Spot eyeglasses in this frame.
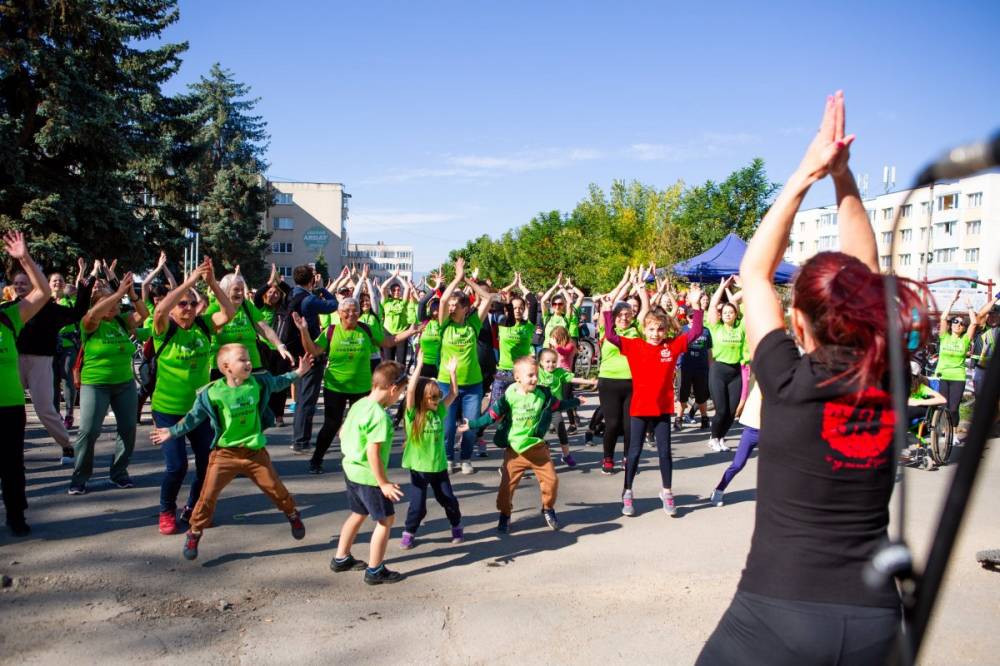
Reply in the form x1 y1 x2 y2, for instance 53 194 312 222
176 300 196 308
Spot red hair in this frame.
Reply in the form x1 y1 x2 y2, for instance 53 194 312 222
792 252 930 390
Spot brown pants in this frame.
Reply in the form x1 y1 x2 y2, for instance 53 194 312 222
497 443 558 515
189 447 296 532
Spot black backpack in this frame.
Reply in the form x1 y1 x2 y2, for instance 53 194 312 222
138 318 213 395
280 289 311 357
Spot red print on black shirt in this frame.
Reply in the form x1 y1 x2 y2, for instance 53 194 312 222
821 386 894 470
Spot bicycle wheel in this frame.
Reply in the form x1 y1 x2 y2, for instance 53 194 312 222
929 407 953 465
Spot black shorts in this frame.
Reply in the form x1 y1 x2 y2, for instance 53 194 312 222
680 367 710 404
345 479 395 521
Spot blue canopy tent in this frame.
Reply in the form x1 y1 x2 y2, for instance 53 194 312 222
672 233 798 284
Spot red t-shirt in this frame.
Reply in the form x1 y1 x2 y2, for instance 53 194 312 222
616 335 689 416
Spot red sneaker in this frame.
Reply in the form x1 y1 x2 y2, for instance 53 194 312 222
159 510 178 535
288 510 305 540
601 457 614 475
183 530 201 560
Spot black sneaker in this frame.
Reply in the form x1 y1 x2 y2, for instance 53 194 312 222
180 505 193 523
182 530 201 560
542 509 561 531
67 483 87 495
497 514 510 534
673 418 683 432
110 476 135 489
700 416 710 430
566 423 578 434
287 510 305 540
584 432 594 446
364 565 404 585
308 464 324 475
7 519 30 537
330 554 367 573
289 443 308 454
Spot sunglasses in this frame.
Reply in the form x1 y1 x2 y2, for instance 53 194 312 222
951 319 966 325
176 300 196 308
552 302 565 306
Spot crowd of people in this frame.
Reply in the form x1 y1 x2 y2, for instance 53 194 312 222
2 91 999 664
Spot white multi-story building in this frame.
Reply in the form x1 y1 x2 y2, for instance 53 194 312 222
262 181 350 279
345 241 414 281
785 172 1000 307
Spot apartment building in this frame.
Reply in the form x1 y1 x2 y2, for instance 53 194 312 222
785 171 999 306
345 241 414 281
263 181 349 279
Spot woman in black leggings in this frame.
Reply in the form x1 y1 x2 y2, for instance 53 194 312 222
706 278 747 452
596 269 640 475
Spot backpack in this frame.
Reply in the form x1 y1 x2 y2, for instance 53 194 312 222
280 289 312 356
72 315 131 390
240 300 274 367
137 317 213 395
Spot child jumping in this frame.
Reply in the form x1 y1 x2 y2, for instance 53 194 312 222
603 280 704 517
461 356 580 533
330 360 408 585
537 348 596 468
150 343 313 560
400 351 463 549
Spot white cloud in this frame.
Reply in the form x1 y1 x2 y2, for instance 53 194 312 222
350 209 464 230
447 147 603 173
628 132 761 162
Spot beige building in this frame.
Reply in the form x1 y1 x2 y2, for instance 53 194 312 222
345 241 414 281
263 181 349 279
785 171 1000 306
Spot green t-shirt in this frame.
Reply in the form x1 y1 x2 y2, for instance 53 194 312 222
319 311 340 330
539 367 572 398
936 332 971 381
260 304 279 350
207 300 265 368
340 397 393 486
438 312 483 385
406 301 418 327
206 379 266 449
598 324 639 379
360 312 385 358
0 305 25 407
419 319 442 366
402 403 448 472
315 324 378 394
504 384 549 454
151 315 215 416
57 296 78 348
81 318 134 385
707 320 747 365
909 383 936 401
544 309 579 345
382 297 408 334
497 322 534 370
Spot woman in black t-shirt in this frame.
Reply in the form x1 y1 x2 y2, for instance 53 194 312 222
697 92 930 666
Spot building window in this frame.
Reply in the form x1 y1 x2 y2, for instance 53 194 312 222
921 201 931 215
941 221 956 235
919 226 927 240
966 220 981 235
900 204 912 218
880 232 893 245
278 265 292 278
275 193 293 205
936 193 959 211
899 254 911 266
798 220 805 233
900 229 912 242
879 255 891 270
272 242 293 254
882 207 894 220
965 248 980 263
273 217 294 230
967 192 983 208
935 247 957 263
798 241 804 253
867 210 876 224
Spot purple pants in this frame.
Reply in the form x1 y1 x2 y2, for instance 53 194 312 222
715 427 759 492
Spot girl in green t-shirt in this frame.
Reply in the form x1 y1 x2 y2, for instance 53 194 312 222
935 291 978 439
150 257 235 537
399 352 462 550
706 277 747 452
69 273 150 495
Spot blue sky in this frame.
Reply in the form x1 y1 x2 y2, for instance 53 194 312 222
160 1 1000 271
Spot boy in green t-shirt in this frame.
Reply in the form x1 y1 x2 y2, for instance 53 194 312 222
461 356 581 533
151 344 313 561
331 360 408 585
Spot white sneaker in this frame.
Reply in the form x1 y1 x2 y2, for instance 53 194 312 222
461 461 475 475
449 460 459 473
710 489 724 507
717 438 730 452
707 438 721 452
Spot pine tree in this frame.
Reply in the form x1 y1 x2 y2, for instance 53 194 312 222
0 0 191 273
185 64 272 285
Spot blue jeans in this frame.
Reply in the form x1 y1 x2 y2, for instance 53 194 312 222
404 470 462 534
439 382 482 462
153 410 214 513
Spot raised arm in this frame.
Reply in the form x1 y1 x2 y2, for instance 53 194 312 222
602 309 623 349
741 91 854 357
467 277 494 322
708 279 729 326
417 289 434 322
443 357 459 408
438 257 465 325
539 272 562 317
684 285 705 343
291 311 322 358
154 265 204 335
126 275 149 327
634 276 650 326
203 259 235 331
4 232 51 323
965 297 979 341
406 348 424 410
939 291 959 338
830 99 878 273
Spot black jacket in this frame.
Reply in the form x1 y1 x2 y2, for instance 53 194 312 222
16 279 94 356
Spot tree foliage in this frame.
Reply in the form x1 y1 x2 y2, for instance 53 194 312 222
449 159 778 293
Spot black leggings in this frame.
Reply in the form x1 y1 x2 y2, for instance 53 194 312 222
384 340 408 368
312 388 368 466
626 415 672 490
598 377 632 460
709 361 742 440
0 406 27 525
938 378 964 433
697 590 899 666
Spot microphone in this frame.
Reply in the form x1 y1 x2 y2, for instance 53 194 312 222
915 131 1000 186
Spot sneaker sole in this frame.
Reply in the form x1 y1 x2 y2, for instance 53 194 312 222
364 574 404 585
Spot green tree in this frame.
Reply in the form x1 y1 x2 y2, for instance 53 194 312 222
0 0 191 273
185 64 272 285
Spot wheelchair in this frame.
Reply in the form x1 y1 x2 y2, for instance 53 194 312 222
906 404 954 470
